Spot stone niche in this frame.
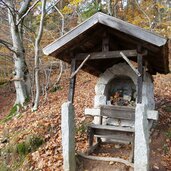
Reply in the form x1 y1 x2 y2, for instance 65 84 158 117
93 63 155 127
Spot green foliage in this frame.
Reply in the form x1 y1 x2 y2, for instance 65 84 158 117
0 135 44 170
165 129 171 139
80 2 100 20
50 85 62 92
163 106 171 112
15 135 44 156
76 121 88 134
3 104 20 122
16 142 30 156
29 135 44 151
163 144 169 155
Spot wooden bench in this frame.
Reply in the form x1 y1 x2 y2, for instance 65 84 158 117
87 105 135 148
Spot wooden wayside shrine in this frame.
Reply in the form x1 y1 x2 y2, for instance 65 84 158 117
43 12 169 171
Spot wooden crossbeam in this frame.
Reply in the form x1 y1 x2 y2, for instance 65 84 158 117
76 50 137 60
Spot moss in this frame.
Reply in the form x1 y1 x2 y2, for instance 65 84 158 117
50 85 62 92
16 142 30 156
0 135 44 170
29 135 44 151
163 106 171 112
3 104 20 122
163 144 169 155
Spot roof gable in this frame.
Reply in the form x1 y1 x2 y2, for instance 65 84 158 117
43 12 169 75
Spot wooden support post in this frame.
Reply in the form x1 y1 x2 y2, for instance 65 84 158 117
137 46 143 104
68 57 76 103
102 32 109 52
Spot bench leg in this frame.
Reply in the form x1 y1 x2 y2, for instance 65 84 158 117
87 127 94 147
129 137 134 163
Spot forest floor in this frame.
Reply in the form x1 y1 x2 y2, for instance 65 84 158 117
0 68 171 171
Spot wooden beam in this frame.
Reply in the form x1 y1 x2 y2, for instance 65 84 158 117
137 46 143 104
120 51 140 76
70 54 90 78
76 50 137 60
102 32 109 52
68 57 76 103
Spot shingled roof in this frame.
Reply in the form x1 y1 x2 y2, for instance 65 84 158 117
43 12 169 75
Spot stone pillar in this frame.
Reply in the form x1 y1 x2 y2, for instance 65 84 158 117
134 104 149 171
61 102 76 171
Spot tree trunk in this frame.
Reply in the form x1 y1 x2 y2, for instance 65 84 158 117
7 2 31 106
32 0 46 111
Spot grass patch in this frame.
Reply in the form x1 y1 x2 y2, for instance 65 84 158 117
16 142 30 156
50 85 62 92
2 104 20 122
163 105 171 112
76 121 88 134
0 135 44 170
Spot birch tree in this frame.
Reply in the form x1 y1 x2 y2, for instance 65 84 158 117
0 0 40 106
32 0 47 111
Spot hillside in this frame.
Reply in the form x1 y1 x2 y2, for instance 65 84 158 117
0 68 171 170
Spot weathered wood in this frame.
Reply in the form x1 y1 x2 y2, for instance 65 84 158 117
94 133 133 143
70 54 90 78
68 57 76 103
102 33 109 52
87 127 94 147
76 50 137 60
100 105 135 120
137 47 143 103
89 124 135 132
86 142 100 155
43 12 167 56
85 107 158 121
97 12 166 47
77 152 134 168
120 51 140 76
43 12 169 75
43 15 99 55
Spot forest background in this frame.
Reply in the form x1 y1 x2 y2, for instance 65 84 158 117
0 0 171 170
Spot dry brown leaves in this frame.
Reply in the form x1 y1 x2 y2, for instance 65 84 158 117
0 68 171 170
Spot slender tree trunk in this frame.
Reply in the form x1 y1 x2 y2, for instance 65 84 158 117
32 0 46 111
107 0 112 15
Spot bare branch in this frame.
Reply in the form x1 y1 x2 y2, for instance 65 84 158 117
45 0 60 15
0 0 15 17
18 0 31 16
16 0 40 26
0 53 13 59
135 0 152 30
0 39 17 55
53 2 64 35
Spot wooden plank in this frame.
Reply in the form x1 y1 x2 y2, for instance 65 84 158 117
100 105 135 120
95 134 133 143
43 14 99 55
86 143 100 155
76 50 137 60
97 12 167 47
68 57 76 103
137 47 143 104
70 54 90 78
89 124 135 132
